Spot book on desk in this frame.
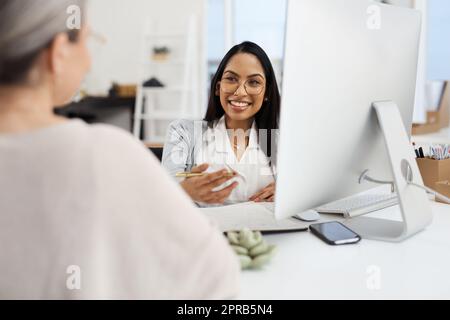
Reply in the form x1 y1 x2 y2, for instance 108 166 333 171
199 202 309 233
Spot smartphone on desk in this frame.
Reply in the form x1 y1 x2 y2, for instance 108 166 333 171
309 221 361 245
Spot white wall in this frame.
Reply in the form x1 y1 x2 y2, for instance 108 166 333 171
428 0 450 80
83 0 206 110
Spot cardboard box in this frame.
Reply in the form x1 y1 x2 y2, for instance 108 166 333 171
412 112 441 135
435 181 450 204
416 158 450 189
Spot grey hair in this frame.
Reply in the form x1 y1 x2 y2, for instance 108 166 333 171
0 0 86 84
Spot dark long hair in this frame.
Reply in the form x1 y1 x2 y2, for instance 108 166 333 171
204 41 281 160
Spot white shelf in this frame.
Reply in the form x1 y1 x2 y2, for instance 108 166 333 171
143 136 167 145
134 15 201 143
142 60 186 66
137 112 192 120
141 87 185 93
145 33 185 38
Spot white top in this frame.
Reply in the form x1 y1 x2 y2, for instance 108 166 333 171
0 120 240 299
196 117 275 205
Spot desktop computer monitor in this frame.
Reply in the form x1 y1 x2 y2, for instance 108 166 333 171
275 0 432 240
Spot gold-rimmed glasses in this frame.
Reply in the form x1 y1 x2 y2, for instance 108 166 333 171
220 76 265 96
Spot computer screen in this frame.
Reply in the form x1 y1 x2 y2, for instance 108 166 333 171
275 0 421 220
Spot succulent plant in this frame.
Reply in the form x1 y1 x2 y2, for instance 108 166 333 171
227 229 276 270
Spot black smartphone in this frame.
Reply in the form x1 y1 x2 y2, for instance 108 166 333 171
309 221 361 245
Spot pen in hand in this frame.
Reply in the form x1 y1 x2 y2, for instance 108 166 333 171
176 172 235 178
177 164 239 179
178 164 239 204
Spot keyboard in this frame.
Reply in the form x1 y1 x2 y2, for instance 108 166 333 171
315 193 398 218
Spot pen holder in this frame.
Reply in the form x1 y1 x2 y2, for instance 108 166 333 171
416 158 450 190
435 181 450 204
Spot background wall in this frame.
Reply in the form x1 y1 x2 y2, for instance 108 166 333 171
82 0 449 130
428 0 450 80
83 0 207 110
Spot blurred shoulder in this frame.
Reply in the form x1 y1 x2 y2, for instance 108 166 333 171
88 123 140 144
85 123 154 161
166 119 209 143
168 119 207 133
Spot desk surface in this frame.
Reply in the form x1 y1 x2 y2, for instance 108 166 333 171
239 201 450 299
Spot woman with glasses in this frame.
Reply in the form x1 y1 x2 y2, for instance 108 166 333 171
163 42 281 206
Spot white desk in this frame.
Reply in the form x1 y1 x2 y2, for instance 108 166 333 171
239 201 450 299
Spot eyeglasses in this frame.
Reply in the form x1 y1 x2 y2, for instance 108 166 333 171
220 76 265 96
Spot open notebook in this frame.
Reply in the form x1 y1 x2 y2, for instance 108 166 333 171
199 202 309 233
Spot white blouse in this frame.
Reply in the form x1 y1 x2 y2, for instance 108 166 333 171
195 117 275 206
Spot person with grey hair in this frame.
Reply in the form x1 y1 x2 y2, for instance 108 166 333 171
0 0 239 299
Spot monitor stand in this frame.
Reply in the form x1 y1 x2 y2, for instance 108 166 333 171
344 101 433 242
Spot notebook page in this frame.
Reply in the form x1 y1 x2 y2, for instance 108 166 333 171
200 202 308 232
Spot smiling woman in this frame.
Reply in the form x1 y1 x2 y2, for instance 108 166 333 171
206 41 280 153
162 41 281 207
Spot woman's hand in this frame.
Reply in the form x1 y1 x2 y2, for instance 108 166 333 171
249 182 276 203
180 164 238 204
